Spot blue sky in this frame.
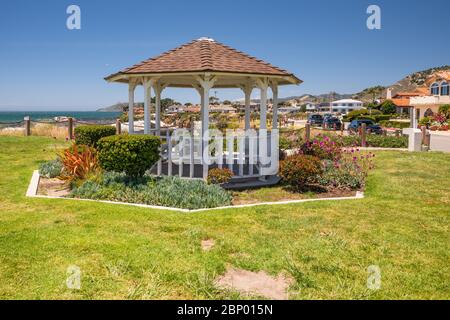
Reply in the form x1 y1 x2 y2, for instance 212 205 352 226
0 0 449 110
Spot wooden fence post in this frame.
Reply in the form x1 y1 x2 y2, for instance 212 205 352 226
421 126 427 145
68 117 73 140
382 129 387 136
305 123 311 142
341 122 344 135
24 116 31 136
395 130 400 137
361 123 367 147
116 119 122 135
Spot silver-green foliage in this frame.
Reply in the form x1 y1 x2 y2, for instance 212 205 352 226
69 172 232 210
39 159 63 178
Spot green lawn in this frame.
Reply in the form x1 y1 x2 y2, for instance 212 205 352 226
0 136 449 299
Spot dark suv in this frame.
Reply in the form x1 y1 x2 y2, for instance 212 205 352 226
348 119 383 135
323 117 342 130
307 114 324 126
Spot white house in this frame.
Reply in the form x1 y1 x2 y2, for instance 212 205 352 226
329 99 363 114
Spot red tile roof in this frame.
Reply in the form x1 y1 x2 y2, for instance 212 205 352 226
106 38 300 82
391 98 411 107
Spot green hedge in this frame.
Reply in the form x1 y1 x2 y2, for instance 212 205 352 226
97 135 161 177
74 125 116 147
379 120 410 129
343 109 382 122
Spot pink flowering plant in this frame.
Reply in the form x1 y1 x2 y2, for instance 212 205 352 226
300 134 342 160
284 134 377 191
317 148 375 189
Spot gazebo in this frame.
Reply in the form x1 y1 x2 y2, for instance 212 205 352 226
105 37 301 183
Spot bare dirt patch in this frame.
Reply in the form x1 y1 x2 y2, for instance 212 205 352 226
215 267 292 300
37 178 70 197
201 239 215 251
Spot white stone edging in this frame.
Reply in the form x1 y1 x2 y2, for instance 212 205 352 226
26 170 364 213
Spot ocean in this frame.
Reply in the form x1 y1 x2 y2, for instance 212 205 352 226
0 111 122 123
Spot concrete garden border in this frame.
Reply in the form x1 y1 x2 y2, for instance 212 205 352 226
26 170 365 213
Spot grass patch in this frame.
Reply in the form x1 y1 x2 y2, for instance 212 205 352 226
0 136 449 299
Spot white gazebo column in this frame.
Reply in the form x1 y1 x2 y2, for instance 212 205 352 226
153 82 166 137
242 83 253 130
196 75 216 180
128 81 136 134
257 78 269 130
143 78 152 134
271 81 279 129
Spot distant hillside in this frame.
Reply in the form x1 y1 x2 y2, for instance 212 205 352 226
353 65 450 102
97 103 127 112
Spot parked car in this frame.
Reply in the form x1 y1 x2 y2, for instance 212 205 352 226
307 114 324 126
348 119 383 135
323 117 342 130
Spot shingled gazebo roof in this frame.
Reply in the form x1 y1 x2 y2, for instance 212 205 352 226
105 38 301 88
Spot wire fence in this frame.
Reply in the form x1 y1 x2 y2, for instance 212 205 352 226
0 116 118 138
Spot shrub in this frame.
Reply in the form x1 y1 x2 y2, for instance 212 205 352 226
59 144 100 183
39 159 63 178
379 120 410 129
318 134 407 148
74 125 116 147
438 104 450 118
318 149 375 189
207 168 233 184
418 117 433 127
97 135 161 177
300 135 342 160
366 135 408 148
279 154 323 190
379 100 397 114
374 114 392 122
279 136 294 150
344 109 382 122
70 172 232 210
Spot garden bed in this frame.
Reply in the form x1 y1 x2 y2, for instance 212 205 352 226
31 170 363 212
34 125 373 211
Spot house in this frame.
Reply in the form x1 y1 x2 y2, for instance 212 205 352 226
278 106 302 114
322 99 363 114
303 101 318 112
166 104 185 113
409 71 450 123
210 104 237 114
386 89 423 114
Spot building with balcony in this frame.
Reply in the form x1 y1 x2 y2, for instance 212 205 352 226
409 71 450 125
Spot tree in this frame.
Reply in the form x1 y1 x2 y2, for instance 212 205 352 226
223 100 232 105
185 102 192 106
438 104 450 118
300 104 307 113
379 100 397 114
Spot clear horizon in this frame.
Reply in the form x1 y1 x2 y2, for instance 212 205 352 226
1 0 449 110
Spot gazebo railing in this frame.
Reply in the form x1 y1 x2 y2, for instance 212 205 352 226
155 128 279 179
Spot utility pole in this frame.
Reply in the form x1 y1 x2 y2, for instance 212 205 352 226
329 92 334 113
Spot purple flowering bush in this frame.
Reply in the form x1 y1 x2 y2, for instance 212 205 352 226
281 133 376 190
317 148 375 189
300 134 342 160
